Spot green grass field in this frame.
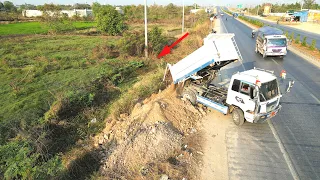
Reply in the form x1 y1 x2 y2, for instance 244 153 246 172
0 21 96 35
0 35 150 179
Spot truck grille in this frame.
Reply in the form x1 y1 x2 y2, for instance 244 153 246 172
272 49 281 52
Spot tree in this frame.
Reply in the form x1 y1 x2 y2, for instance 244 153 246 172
73 3 91 9
0 2 4 10
148 26 168 54
3 1 16 11
93 3 127 35
303 0 316 9
19 3 36 10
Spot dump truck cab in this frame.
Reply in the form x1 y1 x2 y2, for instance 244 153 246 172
227 68 282 124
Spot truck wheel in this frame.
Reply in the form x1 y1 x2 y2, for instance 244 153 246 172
279 55 284 59
232 108 245 126
182 90 197 105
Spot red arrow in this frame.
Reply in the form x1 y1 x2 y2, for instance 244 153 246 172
158 32 189 58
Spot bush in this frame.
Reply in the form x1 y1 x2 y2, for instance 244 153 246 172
290 32 294 40
118 30 145 56
295 34 300 44
302 36 307 46
238 16 263 27
118 27 169 57
0 140 64 180
93 3 127 35
148 26 169 55
285 31 289 38
310 39 316 50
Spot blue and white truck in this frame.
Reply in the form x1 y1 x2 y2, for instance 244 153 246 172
165 33 294 125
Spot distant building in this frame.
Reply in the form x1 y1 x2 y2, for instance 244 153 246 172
22 7 123 18
263 3 272 16
307 9 320 22
22 9 93 18
22 10 43 17
115 7 123 14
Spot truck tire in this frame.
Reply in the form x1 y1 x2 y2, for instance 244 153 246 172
232 108 245 126
182 89 197 105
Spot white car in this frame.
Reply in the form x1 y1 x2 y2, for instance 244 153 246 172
221 13 224 16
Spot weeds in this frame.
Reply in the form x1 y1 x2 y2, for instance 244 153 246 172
295 34 300 44
290 32 294 40
302 36 307 46
310 39 316 50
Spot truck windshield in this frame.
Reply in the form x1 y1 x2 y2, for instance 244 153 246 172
259 79 279 102
267 38 286 47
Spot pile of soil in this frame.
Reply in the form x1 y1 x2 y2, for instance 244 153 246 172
95 84 207 179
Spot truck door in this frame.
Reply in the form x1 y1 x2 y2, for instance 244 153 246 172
229 79 256 122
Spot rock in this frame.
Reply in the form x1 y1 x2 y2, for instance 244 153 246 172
98 136 104 145
140 166 149 176
120 113 129 119
104 134 109 140
90 117 97 123
196 151 204 155
160 174 169 180
190 128 197 134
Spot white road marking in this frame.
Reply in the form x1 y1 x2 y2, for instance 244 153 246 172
267 120 300 180
272 58 280 65
310 93 320 103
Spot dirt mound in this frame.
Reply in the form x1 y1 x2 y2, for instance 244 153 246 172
102 122 183 178
96 84 206 179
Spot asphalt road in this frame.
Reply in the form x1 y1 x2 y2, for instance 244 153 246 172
243 15 320 50
217 7 320 180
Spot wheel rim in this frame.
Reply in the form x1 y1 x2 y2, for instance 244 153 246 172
233 112 240 124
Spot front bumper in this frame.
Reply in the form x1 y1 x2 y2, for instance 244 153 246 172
265 51 287 56
253 105 282 123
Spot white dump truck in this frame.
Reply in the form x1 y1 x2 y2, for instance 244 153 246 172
165 33 294 125
255 26 288 58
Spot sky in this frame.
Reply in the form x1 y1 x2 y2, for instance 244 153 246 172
8 0 320 7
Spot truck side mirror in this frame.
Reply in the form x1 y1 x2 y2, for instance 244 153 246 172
286 80 295 93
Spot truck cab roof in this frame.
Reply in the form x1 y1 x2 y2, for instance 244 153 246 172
258 26 283 36
233 68 277 84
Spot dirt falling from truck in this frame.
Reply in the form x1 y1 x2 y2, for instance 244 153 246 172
95 84 209 179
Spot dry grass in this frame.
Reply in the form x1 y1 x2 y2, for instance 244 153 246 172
266 16 280 21
109 66 166 119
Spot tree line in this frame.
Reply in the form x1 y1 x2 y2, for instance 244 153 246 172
0 1 92 12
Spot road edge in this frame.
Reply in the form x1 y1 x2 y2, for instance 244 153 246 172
233 17 320 68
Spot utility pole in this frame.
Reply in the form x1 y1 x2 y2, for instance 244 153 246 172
144 0 148 58
256 5 260 16
300 1 303 10
182 0 184 33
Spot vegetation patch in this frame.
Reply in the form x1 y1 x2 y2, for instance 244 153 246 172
0 21 96 35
